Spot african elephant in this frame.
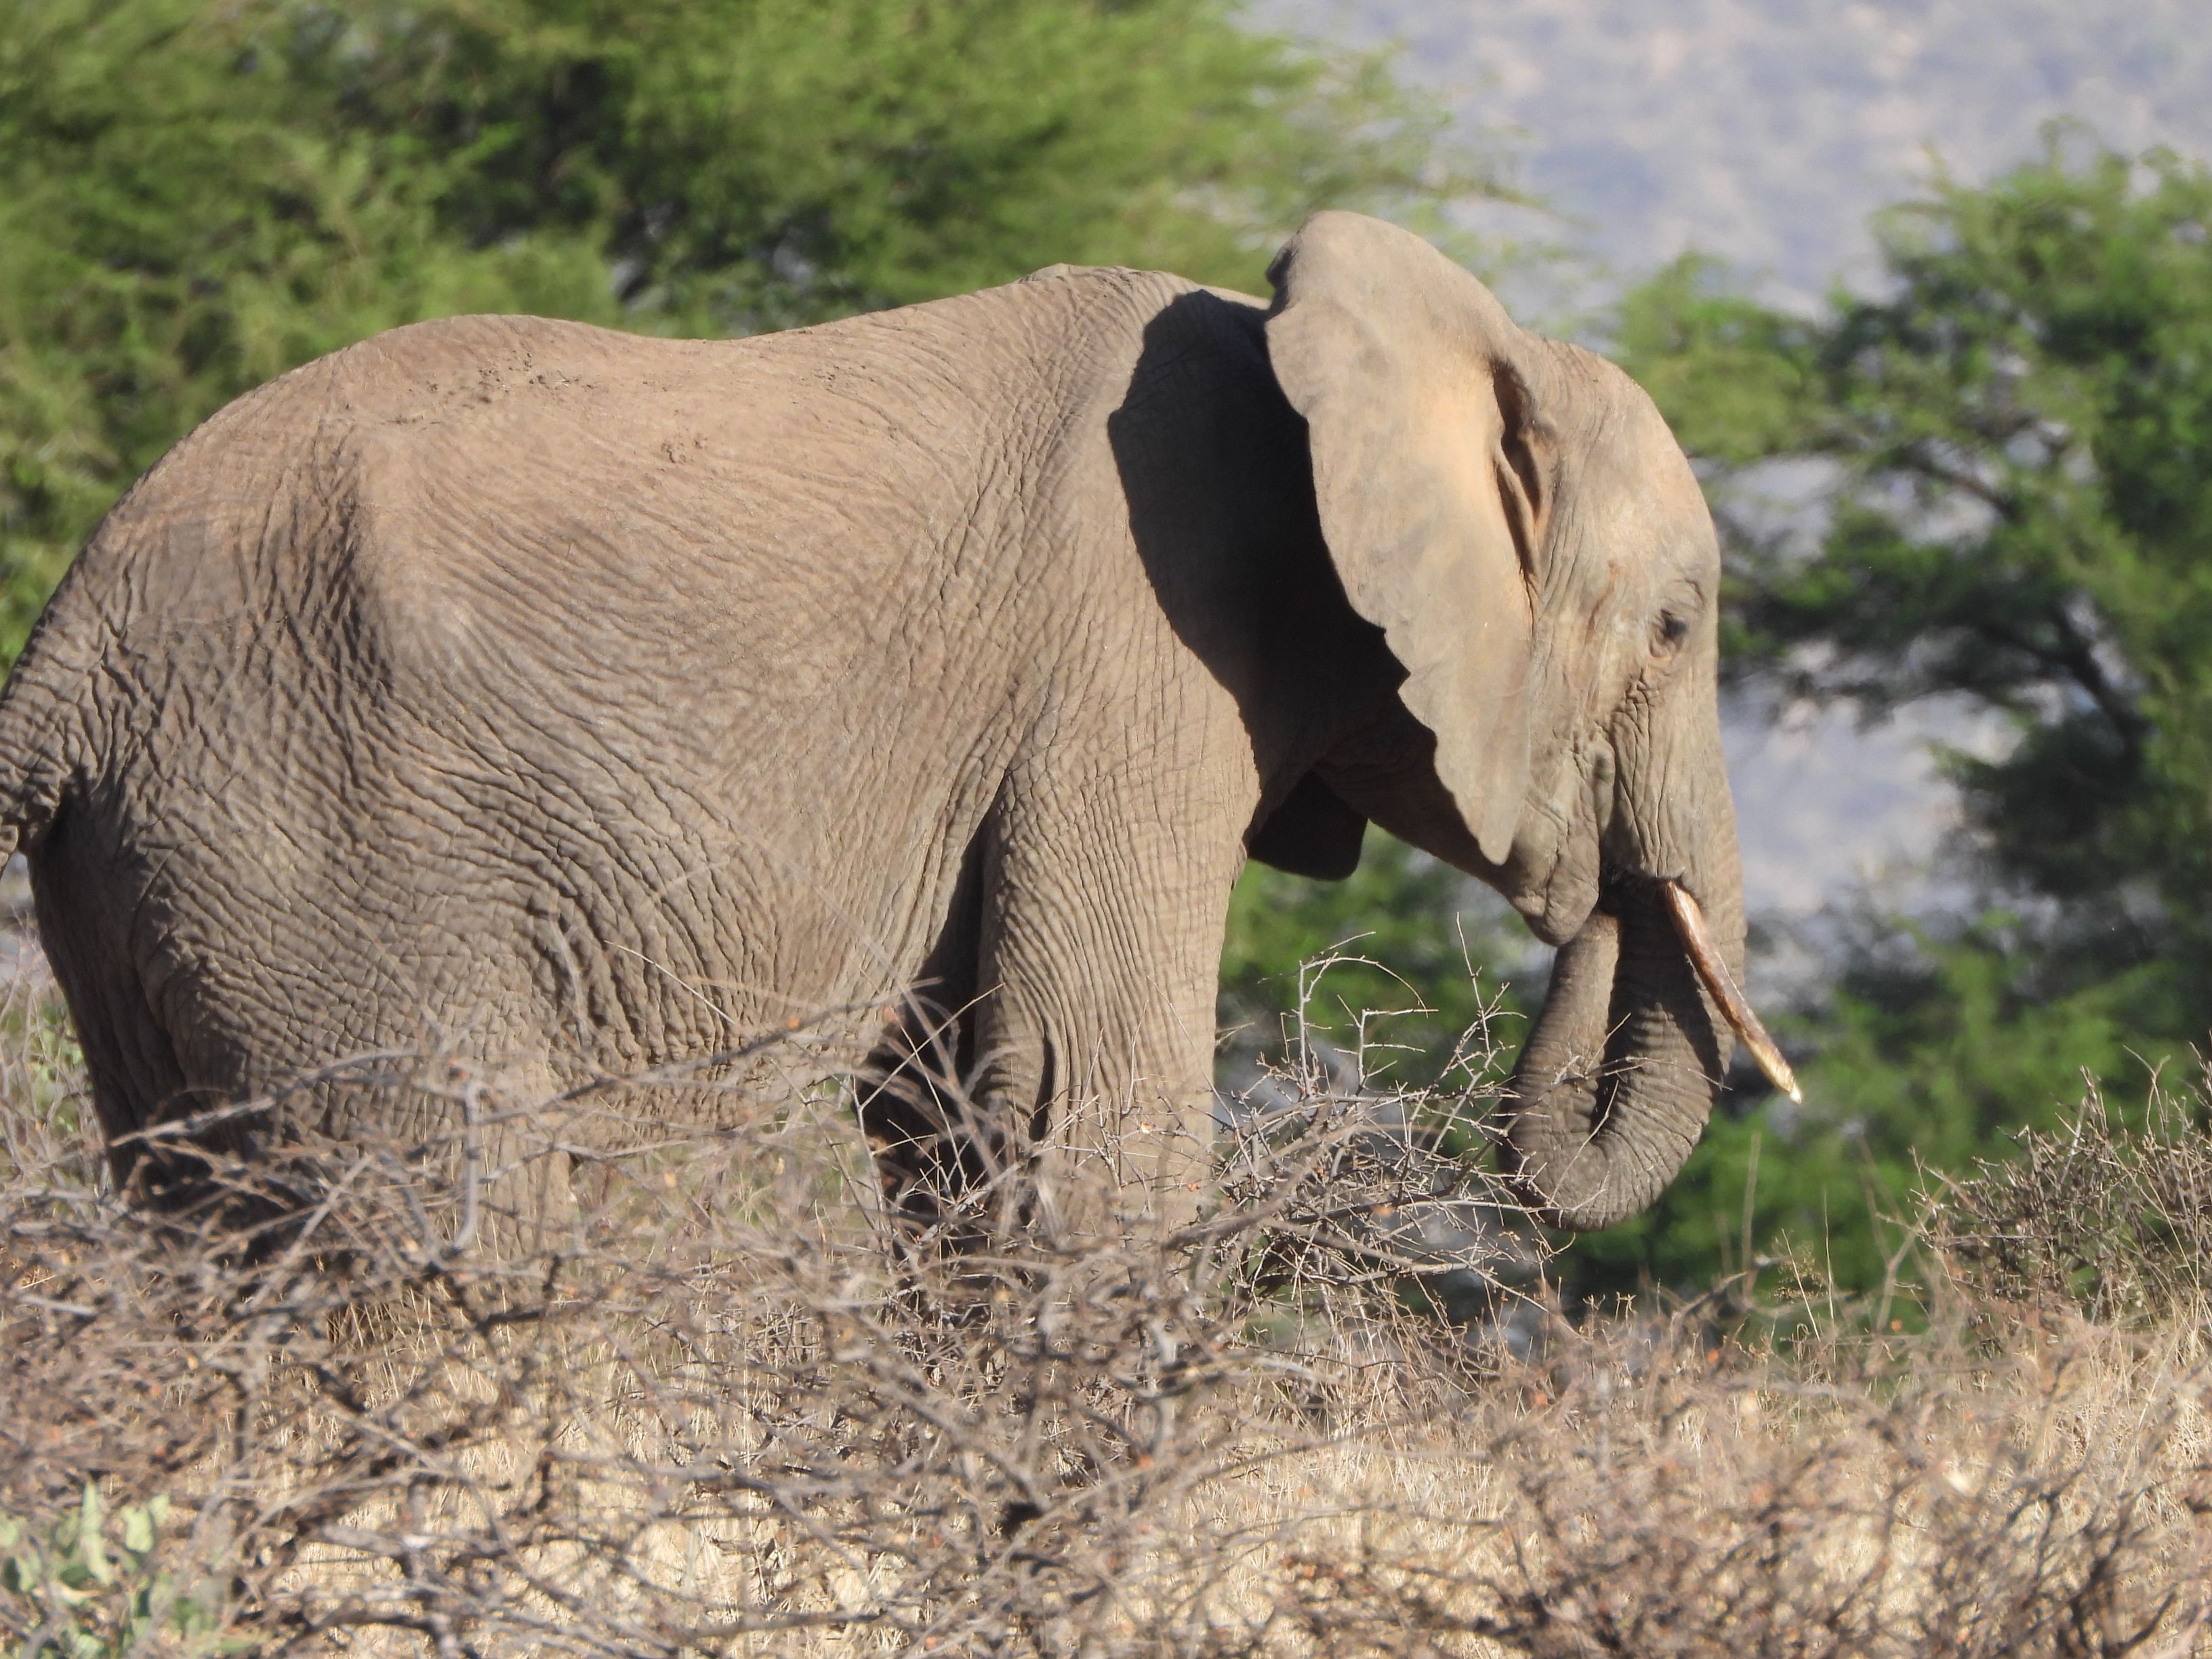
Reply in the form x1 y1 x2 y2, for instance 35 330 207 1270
0 211 1792 1237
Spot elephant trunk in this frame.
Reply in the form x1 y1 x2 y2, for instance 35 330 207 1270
1504 846 1763 1231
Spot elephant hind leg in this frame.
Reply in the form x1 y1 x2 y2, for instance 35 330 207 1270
26 825 225 1206
49 951 213 1206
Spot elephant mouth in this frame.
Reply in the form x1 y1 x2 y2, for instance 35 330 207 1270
1661 880 1800 1103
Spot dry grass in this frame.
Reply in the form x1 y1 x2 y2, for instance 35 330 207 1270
3 935 2210 1658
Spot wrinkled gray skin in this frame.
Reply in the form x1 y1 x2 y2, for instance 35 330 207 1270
0 213 1741 1235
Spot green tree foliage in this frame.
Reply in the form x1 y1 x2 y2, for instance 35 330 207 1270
1599 134 2212 1296
0 0 1465 663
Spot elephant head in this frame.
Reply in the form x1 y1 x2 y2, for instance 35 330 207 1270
1263 213 1796 1231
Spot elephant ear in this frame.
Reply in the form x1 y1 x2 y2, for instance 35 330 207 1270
1265 211 1545 864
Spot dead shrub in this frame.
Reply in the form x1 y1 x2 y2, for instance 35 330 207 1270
0 956 1528 1656
1923 1057 2212 1325
1276 1311 2211 1658
4 939 2211 1658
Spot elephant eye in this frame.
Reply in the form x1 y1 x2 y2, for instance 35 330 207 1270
1655 610 1691 653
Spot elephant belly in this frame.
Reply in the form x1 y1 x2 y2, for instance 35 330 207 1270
40 718 992 1154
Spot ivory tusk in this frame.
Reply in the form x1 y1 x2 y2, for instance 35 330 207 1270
1661 880 1803 1105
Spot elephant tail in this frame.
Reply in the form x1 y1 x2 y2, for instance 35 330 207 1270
0 605 94 863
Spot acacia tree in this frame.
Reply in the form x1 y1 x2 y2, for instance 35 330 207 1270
0 0 1470 661
1591 136 2212 1292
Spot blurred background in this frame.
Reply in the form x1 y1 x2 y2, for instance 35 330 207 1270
3 0 2205 1305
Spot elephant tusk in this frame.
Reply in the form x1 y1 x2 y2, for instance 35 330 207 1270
1662 880 1802 1105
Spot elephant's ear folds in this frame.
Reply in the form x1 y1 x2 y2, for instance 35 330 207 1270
1265 211 1542 864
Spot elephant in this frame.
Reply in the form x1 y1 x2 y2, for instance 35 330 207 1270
0 210 1794 1239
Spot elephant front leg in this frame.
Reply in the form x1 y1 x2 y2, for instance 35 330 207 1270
862 756 1240 1245
962 769 1235 1244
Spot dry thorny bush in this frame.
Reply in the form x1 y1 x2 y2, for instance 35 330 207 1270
1924 1056 2212 1324
3 940 2211 1657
